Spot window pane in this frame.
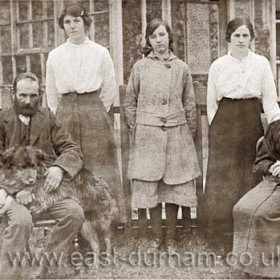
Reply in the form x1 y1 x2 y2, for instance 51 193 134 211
0 0 10 25
19 23 29 49
277 23 280 60
16 55 27 74
18 1 29 21
146 0 162 22
1 26 11 53
94 13 109 47
32 0 43 20
2 56 13 84
47 0 54 18
47 21 55 47
276 1 280 19
33 22 44 48
95 0 109 12
277 65 280 96
31 54 41 79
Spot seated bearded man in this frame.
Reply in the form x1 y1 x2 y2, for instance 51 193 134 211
0 72 84 279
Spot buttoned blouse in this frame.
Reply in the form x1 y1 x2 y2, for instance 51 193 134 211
207 50 280 125
46 37 116 113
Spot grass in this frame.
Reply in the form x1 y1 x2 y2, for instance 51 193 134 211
29 226 247 279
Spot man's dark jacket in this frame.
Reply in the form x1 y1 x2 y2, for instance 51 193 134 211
0 107 83 194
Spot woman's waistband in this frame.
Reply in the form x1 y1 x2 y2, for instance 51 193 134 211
220 97 260 103
63 90 99 96
136 110 187 127
219 97 262 111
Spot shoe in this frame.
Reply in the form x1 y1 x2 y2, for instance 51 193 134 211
147 238 161 253
150 238 161 249
165 240 177 252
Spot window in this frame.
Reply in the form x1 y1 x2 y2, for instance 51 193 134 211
276 1 280 95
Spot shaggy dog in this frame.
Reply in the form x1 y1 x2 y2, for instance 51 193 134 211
0 146 119 254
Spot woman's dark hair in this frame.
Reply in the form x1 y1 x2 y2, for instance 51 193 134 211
265 120 280 160
226 17 255 43
143 19 173 57
13 72 41 95
58 4 92 30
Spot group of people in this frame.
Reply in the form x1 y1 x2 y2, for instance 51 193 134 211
124 14 280 280
124 14 280 279
0 2 279 279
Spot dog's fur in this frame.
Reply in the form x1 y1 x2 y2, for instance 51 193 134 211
0 146 119 253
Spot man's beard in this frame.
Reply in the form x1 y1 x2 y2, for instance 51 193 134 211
14 98 40 116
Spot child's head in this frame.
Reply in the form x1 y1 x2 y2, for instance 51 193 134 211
265 120 280 159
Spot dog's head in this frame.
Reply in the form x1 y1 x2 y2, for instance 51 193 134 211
0 146 49 185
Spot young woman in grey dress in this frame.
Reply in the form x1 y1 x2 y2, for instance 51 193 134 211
124 19 200 249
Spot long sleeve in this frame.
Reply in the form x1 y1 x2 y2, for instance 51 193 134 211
99 49 117 112
49 112 83 178
46 57 61 114
207 63 219 125
182 66 196 137
253 137 276 176
261 58 280 124
124 64 140 130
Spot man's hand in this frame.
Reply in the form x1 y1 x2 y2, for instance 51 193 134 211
16 190 33 205
0 189 8 208
44 166 64 193
269 161 280 177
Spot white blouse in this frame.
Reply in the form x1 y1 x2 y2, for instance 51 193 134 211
207 50 280 125
46 37 116 113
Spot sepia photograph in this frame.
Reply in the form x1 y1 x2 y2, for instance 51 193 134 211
0 0 280 279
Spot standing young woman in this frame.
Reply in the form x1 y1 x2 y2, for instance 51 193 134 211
46 4 125 221
124 19 200 249
201 17 280 255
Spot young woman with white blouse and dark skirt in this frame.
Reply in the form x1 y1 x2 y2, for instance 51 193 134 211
200 18 280 255
46 4 126 222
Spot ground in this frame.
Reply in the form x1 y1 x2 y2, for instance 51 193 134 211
29 225 247 279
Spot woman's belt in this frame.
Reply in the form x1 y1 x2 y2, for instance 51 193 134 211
135 110 187 127
63 90 98 96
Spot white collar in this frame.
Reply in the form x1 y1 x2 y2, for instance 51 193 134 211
18 115 30 126
66 37 90 47
228 49 252 63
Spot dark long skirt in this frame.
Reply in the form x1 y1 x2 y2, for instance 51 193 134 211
56 91 126 223
232 178 280 278
200 98 263 251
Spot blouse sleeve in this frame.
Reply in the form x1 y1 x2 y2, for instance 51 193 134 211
99 49 117 112
46 56 61 114
182 66 196 137
124 64 140 131
207 63 219 125
261 58 280 124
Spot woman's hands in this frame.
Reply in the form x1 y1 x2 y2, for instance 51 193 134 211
269 161 280 177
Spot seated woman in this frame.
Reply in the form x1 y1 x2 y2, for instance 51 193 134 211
232 119 280 278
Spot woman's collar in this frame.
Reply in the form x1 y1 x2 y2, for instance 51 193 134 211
147 51 177 61
66 37 90 47
227 49 252 62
